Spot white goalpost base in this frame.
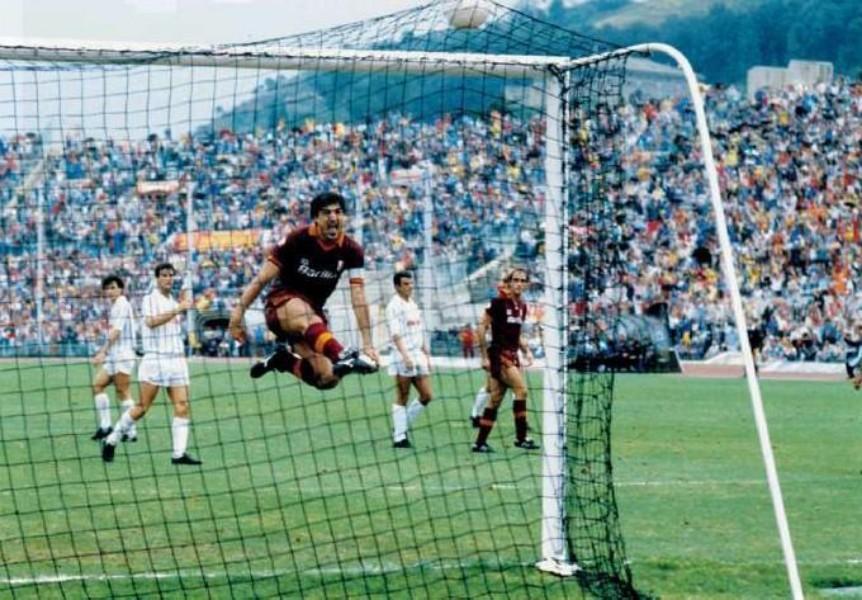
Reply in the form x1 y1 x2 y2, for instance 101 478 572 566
0 37 802 598
535 558 581 577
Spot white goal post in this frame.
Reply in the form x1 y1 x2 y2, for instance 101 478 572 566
0 38 802 598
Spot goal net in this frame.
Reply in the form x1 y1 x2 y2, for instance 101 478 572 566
0 2 642 597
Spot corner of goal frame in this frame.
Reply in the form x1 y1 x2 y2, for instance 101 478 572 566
535 558 581 577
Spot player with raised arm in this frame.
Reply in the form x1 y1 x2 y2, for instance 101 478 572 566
472 267 537 453
229 192 378 389
101 262 201 465
385 271 432 448
90 275 138 443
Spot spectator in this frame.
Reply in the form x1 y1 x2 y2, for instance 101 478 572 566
459 323 476 359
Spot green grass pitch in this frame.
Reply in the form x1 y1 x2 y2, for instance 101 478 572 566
1 361 860 598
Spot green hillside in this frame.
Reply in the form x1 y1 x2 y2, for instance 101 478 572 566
591 0 749 28
534 0 862 85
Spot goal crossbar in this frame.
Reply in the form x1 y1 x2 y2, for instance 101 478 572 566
0 37 576 77
0 37 803 598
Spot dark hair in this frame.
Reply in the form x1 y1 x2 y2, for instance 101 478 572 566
154 262 176 277
310 191 347 218
101 274 125 290
393 270 413 287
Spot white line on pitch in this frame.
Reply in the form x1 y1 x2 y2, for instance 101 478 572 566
5 556 862 586
615 479 766 487
14 476 850 500
386 483 518 492
617 475 862 487
1 560 535 586
325 476 854 493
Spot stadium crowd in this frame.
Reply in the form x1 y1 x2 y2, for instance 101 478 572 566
607 77 862 362
0 111 544 355
1 76 861 363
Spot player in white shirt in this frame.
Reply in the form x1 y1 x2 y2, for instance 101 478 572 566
90 275 138 442
102 262 201 466
385 271 433 448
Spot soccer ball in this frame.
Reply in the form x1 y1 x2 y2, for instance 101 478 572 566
448 0 490 30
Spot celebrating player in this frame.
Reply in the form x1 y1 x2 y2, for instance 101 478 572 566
102 262 201 465
472 267 537 453
385 271 432 448
90 275 138 443
229 191 378 389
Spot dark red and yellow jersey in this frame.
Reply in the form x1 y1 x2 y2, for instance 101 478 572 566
266 223 364 313
486 294 527 354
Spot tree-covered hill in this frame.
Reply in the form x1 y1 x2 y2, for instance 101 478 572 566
534 0 862 85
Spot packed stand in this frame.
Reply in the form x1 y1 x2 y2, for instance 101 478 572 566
603 78 862 361
1 78 861 361
0 113 545 355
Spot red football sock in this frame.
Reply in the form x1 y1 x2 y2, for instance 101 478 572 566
293 357 319 387
304 322 344 362
271 349 319 386
475 407 498 447
513 399 528 441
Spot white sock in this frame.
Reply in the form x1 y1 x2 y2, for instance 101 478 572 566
471 387 489 418
106 409 135 445
392 404 408 442
172 417 190 459
121 399 137 437
94 392 111 429
406 398 425 426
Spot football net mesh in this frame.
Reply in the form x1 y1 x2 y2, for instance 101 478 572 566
0 1 640 597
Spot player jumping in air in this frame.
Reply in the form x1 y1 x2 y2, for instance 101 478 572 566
229 192 379 389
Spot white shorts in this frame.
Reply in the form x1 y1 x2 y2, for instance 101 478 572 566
138 356 190 387
104 357 135 377
388 352 431 378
